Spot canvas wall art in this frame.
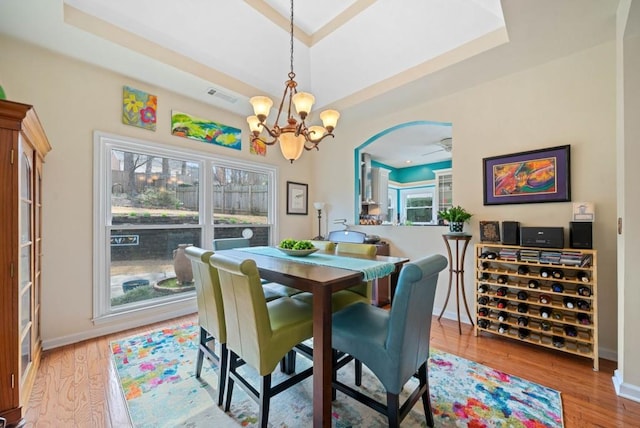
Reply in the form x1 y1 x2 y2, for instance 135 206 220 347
122 86 157 131
171 111 241 150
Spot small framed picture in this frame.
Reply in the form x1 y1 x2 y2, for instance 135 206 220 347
286 181 308 215
479 221 501 242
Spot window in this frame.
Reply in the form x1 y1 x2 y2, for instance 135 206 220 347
400 187 435 225
94 132 276 322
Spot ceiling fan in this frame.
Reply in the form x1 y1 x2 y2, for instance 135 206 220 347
421 137 452 157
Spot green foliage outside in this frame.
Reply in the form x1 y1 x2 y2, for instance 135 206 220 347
111 286 172 306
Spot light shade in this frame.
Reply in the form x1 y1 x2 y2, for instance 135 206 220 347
307 126 326 142
320 110 340 131
249 96 273 120
313 201 325 210
279 132 306 162
246 115 262 134
292 92 315 117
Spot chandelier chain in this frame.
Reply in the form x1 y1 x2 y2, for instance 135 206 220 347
289 0 294 76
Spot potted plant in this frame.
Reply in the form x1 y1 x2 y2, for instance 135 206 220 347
437 205 473 233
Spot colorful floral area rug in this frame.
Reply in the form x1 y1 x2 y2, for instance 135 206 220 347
111 323 563 427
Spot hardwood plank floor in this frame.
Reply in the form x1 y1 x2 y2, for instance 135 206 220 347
24 314 640 427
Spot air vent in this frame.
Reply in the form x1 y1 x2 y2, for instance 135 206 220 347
206 87 238 104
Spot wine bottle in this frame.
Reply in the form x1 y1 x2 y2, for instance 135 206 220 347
478 296 489 305
564 325 578 337
577 313 591 325
478 284 489 293
551 268 564 279
517 290 528 300
528 279 540 289
481 261 490 269
517 265 529 275
497 275 509 284
517 302 529 313
552 336 565 348
563 297 576 309
552 311 563 320
479 272 490 281
498 323 509 334
551 282 564 293
481 251 498 259
539 307 551 318
576 299 590 310
576 270 590 283
540 320 552 331
497 311 508 322
496 286 508 297
478 319 490 329
577 285 592 297
539 267 551 278
478 307 489 317
497 299 508 309
517 316 529 327
518 328 530 339
539 294 551 304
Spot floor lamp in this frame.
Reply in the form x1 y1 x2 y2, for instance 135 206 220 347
313 202 325 240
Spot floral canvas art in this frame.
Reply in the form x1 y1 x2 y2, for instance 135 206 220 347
171 111 241 150
122 86 157 131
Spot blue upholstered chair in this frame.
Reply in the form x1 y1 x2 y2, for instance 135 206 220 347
212 237 302 299
331 254 448 427
209 253 314 428
184 246 227 406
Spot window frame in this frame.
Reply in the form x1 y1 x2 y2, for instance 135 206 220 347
93 131 278 324
399 186 436 225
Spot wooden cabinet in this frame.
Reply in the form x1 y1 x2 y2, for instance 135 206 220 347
0 100 51 426
474 243 599 371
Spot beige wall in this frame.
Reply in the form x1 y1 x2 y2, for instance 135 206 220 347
0 35 317 346
313 41 619 359
0 35 623 365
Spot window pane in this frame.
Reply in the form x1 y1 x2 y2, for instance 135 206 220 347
111 150 200 225
110 228 201 308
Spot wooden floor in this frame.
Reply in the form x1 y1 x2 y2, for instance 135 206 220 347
23 314 640 427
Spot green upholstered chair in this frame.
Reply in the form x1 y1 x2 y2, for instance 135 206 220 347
212 237 302 299
184 246 227 406
331 254 448 428
335 242 377 301
310 240 336 252
209 253 314 428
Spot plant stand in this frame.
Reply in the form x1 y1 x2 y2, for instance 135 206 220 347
439 233 474 334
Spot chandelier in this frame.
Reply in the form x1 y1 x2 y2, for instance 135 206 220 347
246 0 340 163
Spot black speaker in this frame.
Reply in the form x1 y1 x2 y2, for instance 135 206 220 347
502 221 520 245
570 222 593 249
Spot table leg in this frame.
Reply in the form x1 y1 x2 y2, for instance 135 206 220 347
313 285 333 428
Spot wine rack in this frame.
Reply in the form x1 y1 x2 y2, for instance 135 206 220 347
474 243 599 371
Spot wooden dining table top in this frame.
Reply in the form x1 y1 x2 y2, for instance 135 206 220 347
215 248 409 427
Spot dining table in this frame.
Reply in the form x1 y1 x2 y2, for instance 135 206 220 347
216 247 409 428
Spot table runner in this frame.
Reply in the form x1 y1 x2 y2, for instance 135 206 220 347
236 246 396 281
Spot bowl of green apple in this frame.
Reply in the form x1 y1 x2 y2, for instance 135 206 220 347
276 239 318 257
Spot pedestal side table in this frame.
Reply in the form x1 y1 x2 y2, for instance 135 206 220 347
439 233 474 334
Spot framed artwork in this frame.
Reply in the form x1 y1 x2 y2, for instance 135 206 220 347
286 181 308 215
122 86 157 131
171 110 241 150
479 221 501 242
483 145 571 205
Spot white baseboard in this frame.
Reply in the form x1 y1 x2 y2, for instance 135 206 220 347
613 369 640 403
42 305 197 350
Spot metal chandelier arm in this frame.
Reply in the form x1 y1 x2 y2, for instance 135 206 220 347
304 133 335 151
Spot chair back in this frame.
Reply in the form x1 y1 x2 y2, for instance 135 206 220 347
209 253 271 372
185 246 226 343
212 237 250 250
327 230 366 243
386 254 447 389
310 240 336 252
335 242 377 256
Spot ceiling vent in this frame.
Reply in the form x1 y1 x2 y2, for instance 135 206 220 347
206 87 238 104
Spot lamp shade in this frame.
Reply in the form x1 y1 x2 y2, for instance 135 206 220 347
279 132 305 162
246 115 262 134
292 92 315 116
307 126 326 142
320 109 340 131
313 202 325 210
249 96 273 120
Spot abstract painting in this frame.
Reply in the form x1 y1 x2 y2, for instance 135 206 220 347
483 145 571 205
123 86 157 131
171 111 241 150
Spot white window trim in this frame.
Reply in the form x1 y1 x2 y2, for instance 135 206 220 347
92 131 278 324
399 185 436 225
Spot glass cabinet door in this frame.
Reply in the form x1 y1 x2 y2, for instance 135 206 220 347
19 145 34 381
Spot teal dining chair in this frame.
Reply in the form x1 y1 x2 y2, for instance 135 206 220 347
331 254 448 427
209 253 314 428
184 246 227 406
